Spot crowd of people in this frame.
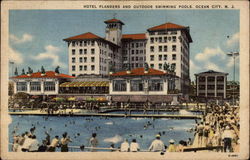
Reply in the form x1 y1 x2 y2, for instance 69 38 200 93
194 104 240 152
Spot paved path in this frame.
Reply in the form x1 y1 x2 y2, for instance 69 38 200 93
8 110 202 119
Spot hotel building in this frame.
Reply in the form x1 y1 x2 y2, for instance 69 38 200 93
64 18 192 95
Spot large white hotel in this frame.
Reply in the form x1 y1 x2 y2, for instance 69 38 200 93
63 18 192 94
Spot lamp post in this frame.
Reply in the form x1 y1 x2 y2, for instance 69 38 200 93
226 52 239 107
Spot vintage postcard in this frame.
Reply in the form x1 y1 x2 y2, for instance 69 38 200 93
1 0 249 160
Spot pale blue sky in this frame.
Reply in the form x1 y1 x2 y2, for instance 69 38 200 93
9 10 239 81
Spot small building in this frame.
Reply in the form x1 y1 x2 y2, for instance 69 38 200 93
226 81 240 100
109 67 179 104
195 70 228 99
11 71 74 95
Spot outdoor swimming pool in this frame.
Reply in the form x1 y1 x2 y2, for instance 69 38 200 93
9 115 198 152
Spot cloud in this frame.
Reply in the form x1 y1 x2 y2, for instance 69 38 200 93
8 47 23 64
226 32 239 47
226 56 239 68
204 62 221 71
195 47 225 61
10 33 33 44
32 45 66 68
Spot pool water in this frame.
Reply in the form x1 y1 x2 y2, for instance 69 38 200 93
9 115 197 152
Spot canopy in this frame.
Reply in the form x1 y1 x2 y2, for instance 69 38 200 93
60 81 109 87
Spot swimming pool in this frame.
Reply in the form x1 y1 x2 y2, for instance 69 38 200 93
9 115 197 152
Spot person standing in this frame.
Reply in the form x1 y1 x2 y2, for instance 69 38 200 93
21 135 33 152
148 134 165 152
89 133 98 152
120 139 130 152
29 135 39 152
197 122 204 147
38 140 48 152
130 139 140 152
167 139 176 152
60 132 72 152
222 126 234 152
48 136 59 152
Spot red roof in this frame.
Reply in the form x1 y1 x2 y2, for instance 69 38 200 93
63 32 102 41
111 68 167 76
104 19 124 25
12 71 75 79
122 33 146 40
148 22 186 31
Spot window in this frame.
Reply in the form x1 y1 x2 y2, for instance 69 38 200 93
150 55 154 61
140 50 143 54
91 49 95 54
164 55 167 60
159 63 162 69
91 65 95 71
113 80 127 91
164 45 167 52
72 41 75 47
164 37 167 42
16 82 27 91
172 45 176 52
44 82 55 91
91 41 95 46
136 57 139 61
136 43 139 48
173 36 176 42
135 63 138 67
79 57 83 63
150 46 154 52
159 55 162 61
79 49 83 55
159 46 162 52
79 41 83 46
91 57 95 62
72 65 75 71
72 74 75 77
84 57 87 62
136 50 139 54
159 37 162 43
132 43 134 48
172 54 176 60
132 57 134 61
130 80 144 91
150 64 154 68
132 50 134 54
150 38 154 43
30 82 41 91
84 65 87 71
84 41 87 46
72 57 76 63
84 49 87 54
149 79 163 91
72 49 75 55
79 65 83 71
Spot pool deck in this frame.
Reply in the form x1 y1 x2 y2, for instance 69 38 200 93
9 110 203 119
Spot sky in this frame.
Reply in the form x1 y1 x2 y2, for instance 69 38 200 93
9 10 239 81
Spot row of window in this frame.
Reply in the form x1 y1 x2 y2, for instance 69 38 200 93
198 85 225 90
150 36 177 43
198 76 225 82
123 42 146 48
113 80 163 92
71 49 95 55
71 41 95 47
150 54 176 61
149 31 177 36
150 45 176 52
72 57 95 63
149 63 176 70
16 82 55 91
72 65 95 71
